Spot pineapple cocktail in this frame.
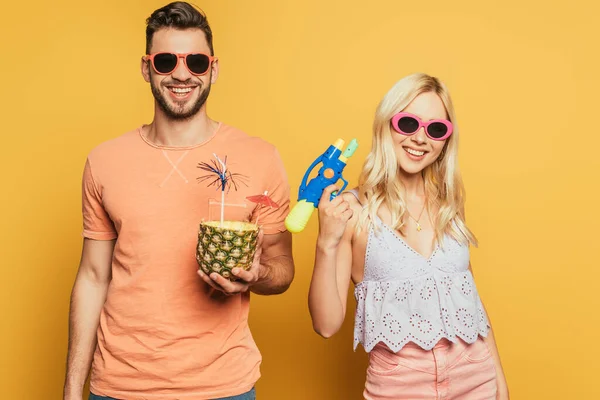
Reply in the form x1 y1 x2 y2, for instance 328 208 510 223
196 221 258 279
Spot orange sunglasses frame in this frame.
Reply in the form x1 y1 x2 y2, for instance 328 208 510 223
143 52 217 76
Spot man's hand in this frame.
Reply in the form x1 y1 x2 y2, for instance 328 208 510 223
197 230 267 295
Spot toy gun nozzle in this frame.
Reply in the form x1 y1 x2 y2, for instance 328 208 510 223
343 139 358 158
333 138 345 150
339 138 358 163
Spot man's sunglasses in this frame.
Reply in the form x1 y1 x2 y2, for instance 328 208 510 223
143 52 216 76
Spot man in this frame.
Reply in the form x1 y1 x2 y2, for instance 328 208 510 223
63 2 294 399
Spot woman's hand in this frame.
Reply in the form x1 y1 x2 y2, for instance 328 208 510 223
316 185 353 251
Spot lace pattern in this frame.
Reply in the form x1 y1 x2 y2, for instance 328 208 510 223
353 217 490 352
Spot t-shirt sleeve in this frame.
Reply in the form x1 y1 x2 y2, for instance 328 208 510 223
256 148 291 235
82 158 117 240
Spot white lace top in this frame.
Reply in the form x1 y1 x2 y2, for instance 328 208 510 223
351 192 490 352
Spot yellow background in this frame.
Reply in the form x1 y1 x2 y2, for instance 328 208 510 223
1 0 598 398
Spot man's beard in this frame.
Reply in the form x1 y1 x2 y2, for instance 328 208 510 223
151 78 211 120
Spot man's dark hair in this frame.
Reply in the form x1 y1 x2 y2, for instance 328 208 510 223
145 2 214 55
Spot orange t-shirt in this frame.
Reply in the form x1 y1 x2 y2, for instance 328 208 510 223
81 123 290 399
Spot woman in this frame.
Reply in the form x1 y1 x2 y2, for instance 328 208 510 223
308 73 509 399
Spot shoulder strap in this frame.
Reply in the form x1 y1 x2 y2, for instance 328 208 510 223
346 188 362 205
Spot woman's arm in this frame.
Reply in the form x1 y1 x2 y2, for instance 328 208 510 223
308 187 358 338
470 263 510 399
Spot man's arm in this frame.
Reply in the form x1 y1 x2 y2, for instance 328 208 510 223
250 230 294 295
198 230 295 296
63 238 114 400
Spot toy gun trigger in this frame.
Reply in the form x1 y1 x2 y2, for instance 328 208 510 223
330 176 349 200
338 176 349 194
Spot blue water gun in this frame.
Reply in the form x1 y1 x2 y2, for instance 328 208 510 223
285 138 358 233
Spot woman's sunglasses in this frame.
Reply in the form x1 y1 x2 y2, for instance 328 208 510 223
391 112 453 141
143 52 216 76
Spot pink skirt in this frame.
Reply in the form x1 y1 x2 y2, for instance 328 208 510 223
364 337 497 399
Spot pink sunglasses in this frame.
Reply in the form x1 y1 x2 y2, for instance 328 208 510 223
391 112 453 141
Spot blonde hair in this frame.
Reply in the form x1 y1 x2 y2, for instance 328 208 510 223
356 73 477 247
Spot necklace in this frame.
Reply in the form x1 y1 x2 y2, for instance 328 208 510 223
406 201 426 232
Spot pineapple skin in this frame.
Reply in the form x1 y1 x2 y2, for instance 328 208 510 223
196 221 259 280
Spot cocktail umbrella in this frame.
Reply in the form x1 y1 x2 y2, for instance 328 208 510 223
246 191 279 226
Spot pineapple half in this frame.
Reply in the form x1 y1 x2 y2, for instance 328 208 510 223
196 221 259 280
